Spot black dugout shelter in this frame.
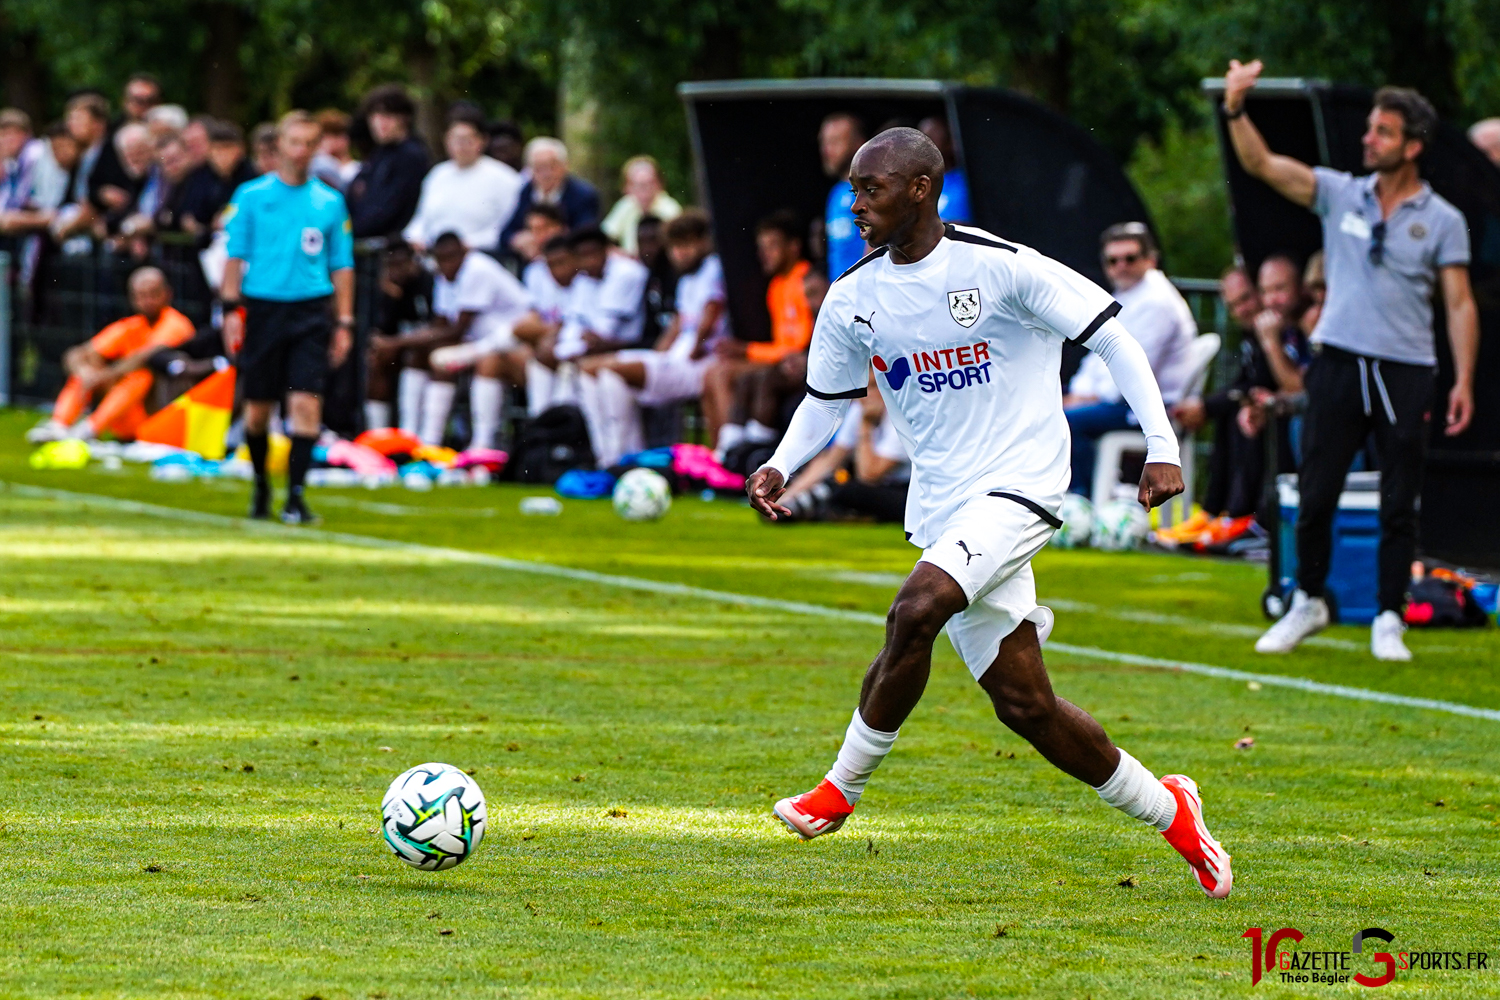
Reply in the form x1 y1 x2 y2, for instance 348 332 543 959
677 79 1154 347
1204 78 1500 566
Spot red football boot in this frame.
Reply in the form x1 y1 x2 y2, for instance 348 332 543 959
1160 774 1233 898
772 779 855 840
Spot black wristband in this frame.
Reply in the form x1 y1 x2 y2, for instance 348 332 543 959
221 298 242 310
1223 102 1246 120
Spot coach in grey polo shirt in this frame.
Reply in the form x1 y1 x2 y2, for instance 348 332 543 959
1220 59 1480 663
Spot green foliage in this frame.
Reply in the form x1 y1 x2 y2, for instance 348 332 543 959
5 0 1500 267
1127 118 1234 279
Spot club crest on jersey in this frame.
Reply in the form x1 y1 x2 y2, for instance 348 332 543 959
948 288 981 328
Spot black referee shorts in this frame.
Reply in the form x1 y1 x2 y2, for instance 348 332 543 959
239 296 332 401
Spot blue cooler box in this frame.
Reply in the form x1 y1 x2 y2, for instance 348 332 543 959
1276 471 1381 625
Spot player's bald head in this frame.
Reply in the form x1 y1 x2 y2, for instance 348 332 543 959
852 127 945 184
128 266 168 293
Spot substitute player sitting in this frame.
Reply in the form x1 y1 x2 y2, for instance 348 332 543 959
30 266 194 442
746 128 1233 899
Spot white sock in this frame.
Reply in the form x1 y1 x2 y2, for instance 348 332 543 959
825 710 899 806
1093 748 1177 831
397 368 429 435
599 368 643 458
575 373 614 468
468 376 502 450
364 400 391 431
744 418 778 443
419 380 456 446
525 359 554 417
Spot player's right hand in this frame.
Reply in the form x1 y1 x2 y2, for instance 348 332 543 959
1224 59 1263 113
746 466 791 520
222 308 244 356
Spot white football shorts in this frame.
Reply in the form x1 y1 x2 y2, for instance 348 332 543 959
615 348 711 407
917 491 1059 681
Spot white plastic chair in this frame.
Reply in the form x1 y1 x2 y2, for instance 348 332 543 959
1090 333 1222 525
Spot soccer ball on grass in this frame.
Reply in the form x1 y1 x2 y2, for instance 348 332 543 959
1091 499 1150 552
612 468 672 521
1050 493 1095 549
381 763 487 870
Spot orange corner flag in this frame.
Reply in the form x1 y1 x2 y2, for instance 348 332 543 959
136 367 236 460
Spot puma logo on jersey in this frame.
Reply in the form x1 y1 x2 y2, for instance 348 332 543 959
957 540 981 564
853 312 876 331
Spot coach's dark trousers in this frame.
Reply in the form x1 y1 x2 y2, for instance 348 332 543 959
1296 344 1434 613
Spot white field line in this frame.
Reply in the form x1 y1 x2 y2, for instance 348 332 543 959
7 481 1499 725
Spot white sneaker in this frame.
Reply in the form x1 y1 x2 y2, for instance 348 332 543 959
25 421 68 443
1371 610 1412 661
1254 590 1329 653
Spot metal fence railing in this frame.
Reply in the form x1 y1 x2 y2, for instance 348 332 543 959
2 235 384 435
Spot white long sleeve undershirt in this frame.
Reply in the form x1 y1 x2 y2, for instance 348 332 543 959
1086 316 1181 466
762 315 1179 483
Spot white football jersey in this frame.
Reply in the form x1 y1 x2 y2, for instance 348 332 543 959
433 250 533 345
807 224 1122 547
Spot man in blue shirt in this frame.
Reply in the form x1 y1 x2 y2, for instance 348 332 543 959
919 115 971 222
821 112 867 278
221 110 355 525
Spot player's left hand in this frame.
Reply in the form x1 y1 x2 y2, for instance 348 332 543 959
1445 382 1473 436
746 466 791 520
329 325 352 367
1138 462 1184 511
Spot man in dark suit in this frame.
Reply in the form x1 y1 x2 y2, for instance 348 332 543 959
499 137 599 258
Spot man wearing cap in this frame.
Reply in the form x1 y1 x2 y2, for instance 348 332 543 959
1223 59 1479 661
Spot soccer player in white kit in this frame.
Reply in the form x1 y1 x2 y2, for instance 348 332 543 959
747 129 1233 899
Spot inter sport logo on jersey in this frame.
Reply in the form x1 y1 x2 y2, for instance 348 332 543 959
872 341 993 394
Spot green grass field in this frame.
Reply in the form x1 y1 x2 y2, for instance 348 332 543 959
1 408 1497 999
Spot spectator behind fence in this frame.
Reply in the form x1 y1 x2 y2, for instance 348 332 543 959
221 110 355 526
499 137 600 258
49 91 113 240
176 120 253 235
0 109 39 229
310 109 360 191
136 135 195 235
578 209 728 467
1223 60 1479 662
711 210 816 455
600 155 681 256
1063 221 1197 495
8 121 79 239
145 104 187 143
346 84 429 240
918 115 971 223
821 112 868 277
181 115 212 170
1468 118 1500 167
403 117 522 253
118 73 162 126
486 120 524 172
251 122 279 175
28 267 194 442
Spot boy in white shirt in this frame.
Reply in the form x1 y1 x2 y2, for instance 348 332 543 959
402 118 522 253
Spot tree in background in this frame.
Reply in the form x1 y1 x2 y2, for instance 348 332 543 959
4 0 1499 276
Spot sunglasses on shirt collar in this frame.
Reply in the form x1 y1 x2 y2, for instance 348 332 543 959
1369 220 1386 266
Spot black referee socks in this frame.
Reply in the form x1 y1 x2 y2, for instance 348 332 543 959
245 431 269 481
288 435 315 493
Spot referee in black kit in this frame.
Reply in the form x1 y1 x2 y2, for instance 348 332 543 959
1222 59 1481 661
220 111 355 525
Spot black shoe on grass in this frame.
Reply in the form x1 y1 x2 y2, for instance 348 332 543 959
249 479 272 520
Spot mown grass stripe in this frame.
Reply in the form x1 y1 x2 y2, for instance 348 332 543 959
7 480 1497 724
